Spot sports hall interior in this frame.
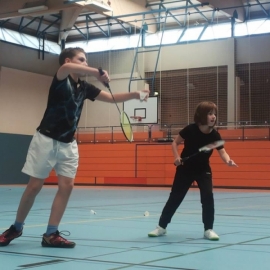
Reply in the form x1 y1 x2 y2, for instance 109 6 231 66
0 0 270 269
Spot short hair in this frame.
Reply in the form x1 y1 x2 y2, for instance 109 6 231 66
59 47 86 66
194 101 217 125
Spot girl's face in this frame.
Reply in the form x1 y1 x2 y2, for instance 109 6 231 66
207 110 217 127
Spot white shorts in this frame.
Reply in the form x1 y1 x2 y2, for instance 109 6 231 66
22 131 79 179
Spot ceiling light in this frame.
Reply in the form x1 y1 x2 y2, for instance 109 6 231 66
18 5 48 14
65 0 112 12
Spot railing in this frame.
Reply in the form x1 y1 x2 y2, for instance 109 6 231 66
76 124 165 144
76 121 270 144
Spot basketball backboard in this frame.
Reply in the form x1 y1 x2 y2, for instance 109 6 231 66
123 96 158 124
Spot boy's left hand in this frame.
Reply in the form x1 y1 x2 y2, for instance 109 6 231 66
139 90 150 101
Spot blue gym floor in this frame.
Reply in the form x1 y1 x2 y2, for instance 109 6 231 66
0 185 269 270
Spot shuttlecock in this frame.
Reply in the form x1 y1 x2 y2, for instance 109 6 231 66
140 91 148 101
90 210 96 215
144 211 149 217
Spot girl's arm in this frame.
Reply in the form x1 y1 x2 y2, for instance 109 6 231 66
172 134 184 166
218 148 238 167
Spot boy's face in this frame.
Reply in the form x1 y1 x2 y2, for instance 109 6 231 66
66 52 88 76
207 110 216 127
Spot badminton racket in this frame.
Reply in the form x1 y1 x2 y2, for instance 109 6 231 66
98 67 133 142
181 140 225 162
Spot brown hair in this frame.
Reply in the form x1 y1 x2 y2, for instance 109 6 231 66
59 47 86 66
194 101 217 125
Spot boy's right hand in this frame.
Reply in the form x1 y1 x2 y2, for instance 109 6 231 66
97 69 110 85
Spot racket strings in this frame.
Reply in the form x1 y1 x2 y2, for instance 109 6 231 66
120 111 133 141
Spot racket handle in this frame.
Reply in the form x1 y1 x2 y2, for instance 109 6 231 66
98 67 110 88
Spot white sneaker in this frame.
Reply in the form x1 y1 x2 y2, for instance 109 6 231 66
204 229 219 241
148 226 166 237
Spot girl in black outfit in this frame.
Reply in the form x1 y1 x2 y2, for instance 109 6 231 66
148 101 237 240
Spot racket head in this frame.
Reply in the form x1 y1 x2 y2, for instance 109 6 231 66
120 111 133 142
199 140 225 152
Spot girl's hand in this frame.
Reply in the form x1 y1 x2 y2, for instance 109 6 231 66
174 157 182 167
227 160 238 167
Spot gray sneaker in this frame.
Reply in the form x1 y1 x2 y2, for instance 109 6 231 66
148 226 166 237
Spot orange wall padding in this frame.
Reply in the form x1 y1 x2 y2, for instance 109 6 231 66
218 128 269 140
45 141 270 189
76 131 165 143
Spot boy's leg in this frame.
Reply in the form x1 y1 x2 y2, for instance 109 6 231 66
0 177 44 246
48 175 74 226
16 177 44 223
41 139 78 248
41 175 76 248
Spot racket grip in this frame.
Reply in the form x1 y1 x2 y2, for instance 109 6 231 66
98 67 109 88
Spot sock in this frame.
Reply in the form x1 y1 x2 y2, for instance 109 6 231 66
13 221 24 232
45 225 58 236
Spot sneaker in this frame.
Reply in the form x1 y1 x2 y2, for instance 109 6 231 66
41 230 76 248
148 226 166 237
0 225 23 246
204 229 219 241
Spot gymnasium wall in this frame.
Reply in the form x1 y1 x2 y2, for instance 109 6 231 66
1 35 270 134
0 35 270 184
0 67 52 135
0 42 58 77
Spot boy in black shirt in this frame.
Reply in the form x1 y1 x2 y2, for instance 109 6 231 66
0 47 149 248
148 101 237 240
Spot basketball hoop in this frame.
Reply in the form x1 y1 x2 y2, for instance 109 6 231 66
130 116 142 122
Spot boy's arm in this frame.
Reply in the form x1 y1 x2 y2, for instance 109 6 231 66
172 134 184 166
56 63 109 84
218 148 238 167
95 90 149 103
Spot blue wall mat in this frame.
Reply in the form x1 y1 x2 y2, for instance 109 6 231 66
0 133 32 184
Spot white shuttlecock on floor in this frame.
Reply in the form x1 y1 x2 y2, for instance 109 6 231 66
90 210 96 215
144 211 149 217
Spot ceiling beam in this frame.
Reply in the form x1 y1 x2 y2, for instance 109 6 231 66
59 7 84 44
196 0 245 22
0 0 156 42
107 0 157 33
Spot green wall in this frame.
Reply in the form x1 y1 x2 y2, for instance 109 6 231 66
0 133 32 184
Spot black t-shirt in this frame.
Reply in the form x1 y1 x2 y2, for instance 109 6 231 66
37 75 101 143
179 123 224 172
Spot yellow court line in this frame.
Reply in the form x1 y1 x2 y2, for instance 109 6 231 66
0 214 160 230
